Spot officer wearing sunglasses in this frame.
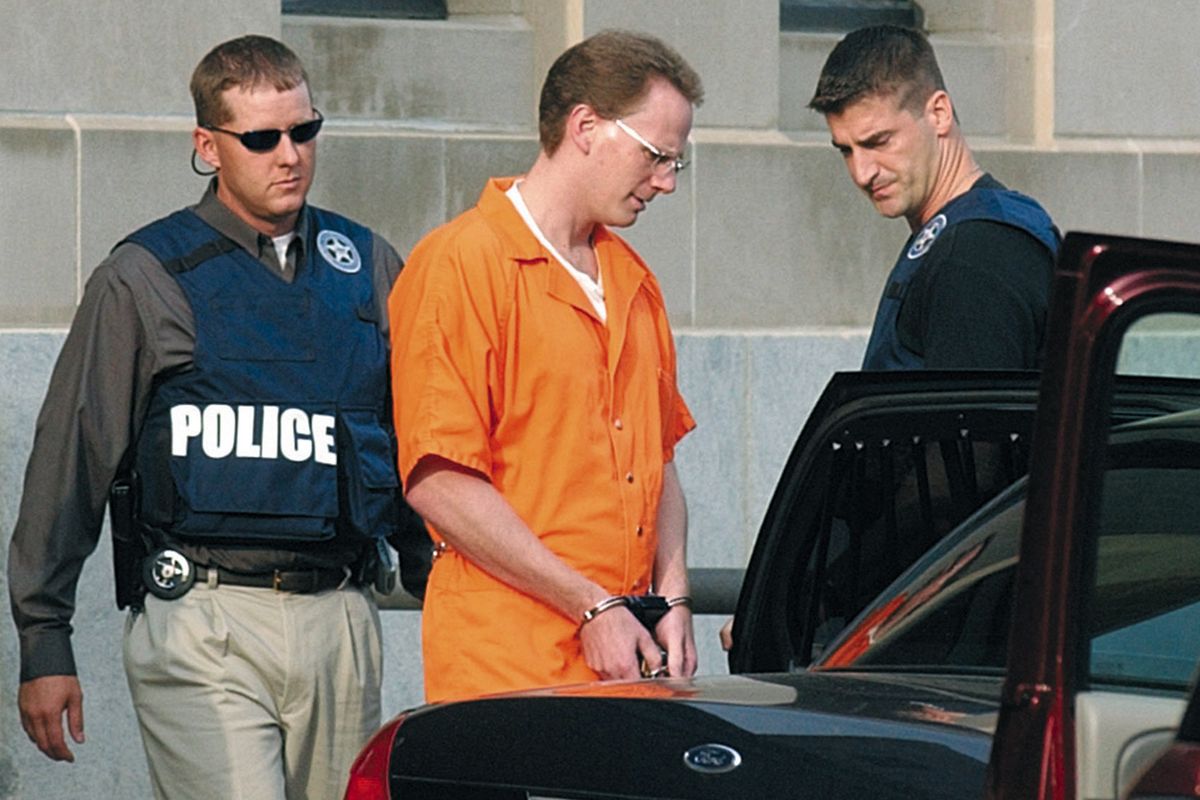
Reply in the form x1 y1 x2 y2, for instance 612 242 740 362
9 34 427 800
203 110 325 152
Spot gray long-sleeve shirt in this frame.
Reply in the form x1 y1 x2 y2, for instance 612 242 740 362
8 182 403 681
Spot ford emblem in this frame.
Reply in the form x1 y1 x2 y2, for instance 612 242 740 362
682 743 742 774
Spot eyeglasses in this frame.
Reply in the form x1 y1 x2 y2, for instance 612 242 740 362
204 109 324 153
613 118 688 175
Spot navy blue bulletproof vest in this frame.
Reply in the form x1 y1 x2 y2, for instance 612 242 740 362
126 208 399 544
861 185 1060 370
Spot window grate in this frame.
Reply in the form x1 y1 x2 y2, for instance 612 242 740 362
782 0 924 33
282 0 447 20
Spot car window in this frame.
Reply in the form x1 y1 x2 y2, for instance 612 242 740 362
780 428 1029 668
825 423 1200 693
1091 310 1200 691
1089 465 1200 689
824 480 1022 671
1116 314 1200 381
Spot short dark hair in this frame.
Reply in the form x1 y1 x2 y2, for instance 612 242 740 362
808 25 945 116
538 29 704 154
190 35 309 127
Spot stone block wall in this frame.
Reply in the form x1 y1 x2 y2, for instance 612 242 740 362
5 0 1200 795
0 1 278 116
1055 0 1200 138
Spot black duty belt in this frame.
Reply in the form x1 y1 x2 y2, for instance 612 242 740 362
195 565 350 593
142 548 353 601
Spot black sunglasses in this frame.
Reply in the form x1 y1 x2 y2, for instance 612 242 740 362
204 109 324 153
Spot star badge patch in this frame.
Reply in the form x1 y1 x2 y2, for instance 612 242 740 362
907 213 947 260
317 230 362 273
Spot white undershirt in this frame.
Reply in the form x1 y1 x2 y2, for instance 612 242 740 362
271 231 297 273
505 182 606 323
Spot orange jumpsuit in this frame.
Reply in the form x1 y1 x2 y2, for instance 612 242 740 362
389 177 694 702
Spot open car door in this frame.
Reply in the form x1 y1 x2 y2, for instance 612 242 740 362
987 232 1200 800
729 368 1200 675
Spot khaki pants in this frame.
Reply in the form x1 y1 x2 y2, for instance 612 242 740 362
123 582 382 800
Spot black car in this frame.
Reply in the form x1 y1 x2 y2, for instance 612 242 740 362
343 233 1200 800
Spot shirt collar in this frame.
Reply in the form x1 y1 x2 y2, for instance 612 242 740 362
476 176 630 268
192 178 310 264
476 176 652 313
476 176 545 262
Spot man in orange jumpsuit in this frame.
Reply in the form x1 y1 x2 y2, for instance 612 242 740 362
389 29 704 702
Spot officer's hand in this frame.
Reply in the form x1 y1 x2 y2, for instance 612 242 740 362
579 606 661 681
18 675 84 762
655 606 697 678
718 615 735 651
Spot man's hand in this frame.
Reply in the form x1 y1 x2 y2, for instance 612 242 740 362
18 675 84 762
579 606 662 680
656 606 697 677
718 616 735 651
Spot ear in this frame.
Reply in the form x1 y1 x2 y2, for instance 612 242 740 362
925 90 955 136
564 103 600 156
192 127 221 171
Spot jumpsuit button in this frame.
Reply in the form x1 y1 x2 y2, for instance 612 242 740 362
625 472 634 483
613 417 623 430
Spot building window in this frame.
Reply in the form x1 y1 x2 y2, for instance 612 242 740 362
781 0 923 32
282 0 447 19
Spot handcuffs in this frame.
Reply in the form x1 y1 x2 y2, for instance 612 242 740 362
580 593 693 678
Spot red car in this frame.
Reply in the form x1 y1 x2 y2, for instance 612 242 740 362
345 232 1200 800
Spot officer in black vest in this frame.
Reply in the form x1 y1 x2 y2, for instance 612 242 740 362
718 25 1062 655
8 35 424 800
810 25 1060 370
